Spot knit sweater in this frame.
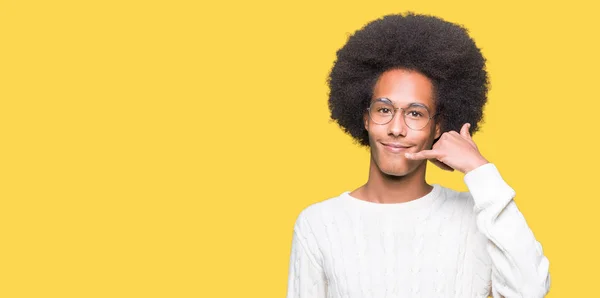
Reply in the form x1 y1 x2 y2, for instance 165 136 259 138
286 163 551 298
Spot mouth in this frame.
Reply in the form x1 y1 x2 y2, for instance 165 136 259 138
381 142 412 153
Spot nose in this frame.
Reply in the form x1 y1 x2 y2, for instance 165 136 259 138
387 110 407 137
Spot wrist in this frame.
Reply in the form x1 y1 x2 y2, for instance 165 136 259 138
464 157 489 174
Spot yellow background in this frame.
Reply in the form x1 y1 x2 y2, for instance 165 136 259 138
1 0 598 297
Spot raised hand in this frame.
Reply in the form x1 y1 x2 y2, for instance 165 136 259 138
405 123 489 174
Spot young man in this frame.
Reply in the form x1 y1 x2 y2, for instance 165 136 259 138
287 13 551 298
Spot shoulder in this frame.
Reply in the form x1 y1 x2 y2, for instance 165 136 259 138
435 185 479 219
294 193 346 227
438 185 476 207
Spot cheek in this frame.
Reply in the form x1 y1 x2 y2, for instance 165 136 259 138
408 130 435 148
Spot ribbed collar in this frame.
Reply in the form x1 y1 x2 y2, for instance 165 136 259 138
340 184 442 213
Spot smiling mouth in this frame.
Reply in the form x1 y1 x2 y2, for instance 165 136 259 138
381 142 412 153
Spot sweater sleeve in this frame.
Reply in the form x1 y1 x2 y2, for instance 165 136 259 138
464 163 551 298
286 212 328 298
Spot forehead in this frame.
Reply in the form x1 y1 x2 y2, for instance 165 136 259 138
372 69 435 109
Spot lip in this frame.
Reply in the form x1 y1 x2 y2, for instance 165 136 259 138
381 142 412 153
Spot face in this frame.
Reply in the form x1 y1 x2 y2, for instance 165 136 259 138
364 68 441 177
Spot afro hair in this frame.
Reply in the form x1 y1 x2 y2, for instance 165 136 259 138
328 12 489 147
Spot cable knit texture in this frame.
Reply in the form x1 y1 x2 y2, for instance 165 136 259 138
286 163 550 298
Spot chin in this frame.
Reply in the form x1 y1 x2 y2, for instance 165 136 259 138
370 142 424 177
381 167 411 177
378 160 414 177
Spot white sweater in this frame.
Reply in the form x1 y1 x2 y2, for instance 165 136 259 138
287 163 550 298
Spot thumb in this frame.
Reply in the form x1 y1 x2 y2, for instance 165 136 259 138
460 123 472 139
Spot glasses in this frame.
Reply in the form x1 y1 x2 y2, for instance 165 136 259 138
366 98 435 130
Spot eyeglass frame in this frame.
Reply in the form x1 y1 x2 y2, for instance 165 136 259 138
366 97 438 131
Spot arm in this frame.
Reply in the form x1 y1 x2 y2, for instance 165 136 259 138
405 123 551 297
286 213 328 298
465 163 551 298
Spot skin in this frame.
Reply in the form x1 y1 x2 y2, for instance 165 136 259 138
350 68 488 204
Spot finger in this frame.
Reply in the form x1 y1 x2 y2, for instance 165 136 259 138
405 150 440 160
430 159 455 171
460 123 472 139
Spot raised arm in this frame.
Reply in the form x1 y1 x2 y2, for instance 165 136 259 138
405 123 551 297
465 163 551 297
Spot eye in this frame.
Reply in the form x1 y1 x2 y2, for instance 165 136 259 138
378 107 392 114
407 110 423 117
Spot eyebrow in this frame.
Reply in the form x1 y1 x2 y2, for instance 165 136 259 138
372 98 432 110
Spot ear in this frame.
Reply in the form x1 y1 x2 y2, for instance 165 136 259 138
363 113 369 130
434 121 442 139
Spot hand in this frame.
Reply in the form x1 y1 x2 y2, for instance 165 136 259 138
405 123 489 174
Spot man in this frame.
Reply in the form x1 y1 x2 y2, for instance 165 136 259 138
287 13 551 297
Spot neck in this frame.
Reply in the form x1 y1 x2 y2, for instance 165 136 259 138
357 158 433 204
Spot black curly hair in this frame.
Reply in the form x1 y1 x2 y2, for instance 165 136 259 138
328 12 489 147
